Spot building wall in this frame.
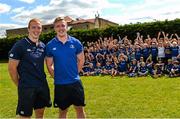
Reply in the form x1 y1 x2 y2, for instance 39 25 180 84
6 24 54 37
6 18 118 37
6 28 28 37
42 24 54 33
70 18 118 30
70 23 94 30
98 18 118 29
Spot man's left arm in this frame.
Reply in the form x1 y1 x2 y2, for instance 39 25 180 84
77 51 85 73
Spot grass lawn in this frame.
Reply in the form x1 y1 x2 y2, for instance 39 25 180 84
0 62 180 118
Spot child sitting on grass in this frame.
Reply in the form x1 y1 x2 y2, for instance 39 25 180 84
138 62 148 76
169 60 180 77
128 59 138 77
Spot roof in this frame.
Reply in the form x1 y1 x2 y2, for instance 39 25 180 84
64 16 73 23
98 17 118 25
69 17 118 25
69 18 95 25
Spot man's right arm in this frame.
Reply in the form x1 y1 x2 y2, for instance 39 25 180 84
8 59 19 87
46 57 54 78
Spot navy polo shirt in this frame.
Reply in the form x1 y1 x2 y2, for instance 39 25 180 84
8 38 47 87
46 36 83 85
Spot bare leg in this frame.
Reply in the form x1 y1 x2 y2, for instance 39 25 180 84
35 108 45 119
74 106 86 118
59 108 68 118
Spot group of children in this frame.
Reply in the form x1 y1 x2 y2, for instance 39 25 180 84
81 31 180 78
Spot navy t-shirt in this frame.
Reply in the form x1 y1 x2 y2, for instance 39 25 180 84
8 38 47 87
118 60 127 72
139 66 147 73
150 47 158 58
165 46 172 58
135 50 142 61
171 46 179 57
142 48 150 59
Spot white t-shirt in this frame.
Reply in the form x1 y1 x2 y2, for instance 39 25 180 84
158 47 165 58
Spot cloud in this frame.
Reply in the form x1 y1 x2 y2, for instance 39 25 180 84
18 0 35 4
103 0 180 24
11 0 122 24
0 3 11 13
12 7 25 13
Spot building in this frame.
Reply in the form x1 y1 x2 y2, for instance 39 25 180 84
6 15 118 37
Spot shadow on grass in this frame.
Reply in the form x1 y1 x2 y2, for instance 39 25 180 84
0 59 8 63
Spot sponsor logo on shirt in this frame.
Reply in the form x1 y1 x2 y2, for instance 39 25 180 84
70 44 75 49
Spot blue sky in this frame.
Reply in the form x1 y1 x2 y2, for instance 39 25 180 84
0 0 180 37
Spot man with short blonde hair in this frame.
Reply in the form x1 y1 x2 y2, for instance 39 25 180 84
46 17 86 118
8 18 51 118
53 17 65 25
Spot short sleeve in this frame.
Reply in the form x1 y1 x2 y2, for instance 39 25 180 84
45 44 53 57
75 40 84 55
8 42 23 60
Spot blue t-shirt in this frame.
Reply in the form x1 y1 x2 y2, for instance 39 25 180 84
165 46 172 58
91 51 98 57
172 65 179 71
171 46 179 57
147 63 153 74
157 65 163 74
118 60 127 72
46 36 83 84
83 65 90 73
129 64 137 73
135 49 142 61
8 38 47 87
139 66 147 73
104 64 113 70
165 64 173 72
150 47 158 58
142 48 150 59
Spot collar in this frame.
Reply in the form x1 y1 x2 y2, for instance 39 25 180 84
54 35 71 44
25 37 39 46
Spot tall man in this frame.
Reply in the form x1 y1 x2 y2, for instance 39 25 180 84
45 17 86 118
8 18 51 118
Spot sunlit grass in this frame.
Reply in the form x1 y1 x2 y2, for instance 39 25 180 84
0 62 180 118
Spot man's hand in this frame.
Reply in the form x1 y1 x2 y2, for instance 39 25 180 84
8 59 19 86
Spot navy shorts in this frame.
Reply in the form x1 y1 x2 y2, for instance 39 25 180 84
54 80 85 110
16 85 52 116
